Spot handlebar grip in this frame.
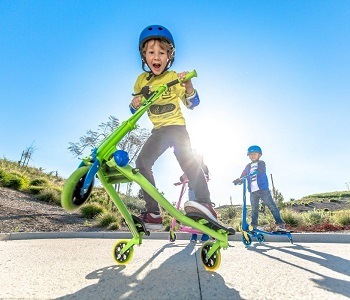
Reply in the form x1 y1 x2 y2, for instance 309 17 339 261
179 69 197 83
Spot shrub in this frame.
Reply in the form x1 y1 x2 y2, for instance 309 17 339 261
302 210 329 226
26 186 46 195
96 211 121 227
0 169 9 186
80 203 105 219
3 172 30 190
30 178 49 186
330 210 350 226
282 210 303 227
220 206 238 221
36 188 61 205
121 194 145 212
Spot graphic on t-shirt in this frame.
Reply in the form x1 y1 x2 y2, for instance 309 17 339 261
149 103 176 115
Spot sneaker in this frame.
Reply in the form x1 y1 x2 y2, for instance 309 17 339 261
138 212 163 230
184 201 218 223
200 234 210 242
190 234 198 242
275 224 286 232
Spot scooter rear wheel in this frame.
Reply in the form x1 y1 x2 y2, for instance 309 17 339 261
112 240 134 265
200 242 221 272
257 233 265 243
61 166 94 212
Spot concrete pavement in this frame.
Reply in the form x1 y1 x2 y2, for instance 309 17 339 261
0 232 349 299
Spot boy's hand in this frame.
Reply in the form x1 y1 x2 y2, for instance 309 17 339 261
233 178 243 185
129 95 142 114
131 96 142 110
178 71 194 95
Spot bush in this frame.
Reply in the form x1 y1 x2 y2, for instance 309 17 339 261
330 210 350 226
30 178 49 186
36 188 61 205
26 186 46 195
282 210 303 227
220 206 238 221
80 203 105 219
2 172 30 190
302 210 329 226
121 194 145 212
96 211 121 227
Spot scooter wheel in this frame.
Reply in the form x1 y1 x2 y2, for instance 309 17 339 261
242 234 252 246
112 240 134 265
61 166 94 212
169 232 176 242
257 233 265 243
200 242 221 272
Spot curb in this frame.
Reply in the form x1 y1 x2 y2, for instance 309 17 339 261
1 231 349 243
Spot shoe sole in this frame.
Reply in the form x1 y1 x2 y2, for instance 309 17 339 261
184 202 217 222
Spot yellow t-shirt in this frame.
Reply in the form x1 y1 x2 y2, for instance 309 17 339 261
134 71 188 129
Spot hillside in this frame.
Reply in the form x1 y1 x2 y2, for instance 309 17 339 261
1 158 350 233
284 193 350 213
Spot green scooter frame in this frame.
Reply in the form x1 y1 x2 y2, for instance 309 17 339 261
61 70 234 271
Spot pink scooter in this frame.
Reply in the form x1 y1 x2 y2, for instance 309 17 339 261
169 177 203 242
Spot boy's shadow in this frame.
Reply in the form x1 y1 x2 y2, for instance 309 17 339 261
250 242 350 298
55 241 241 300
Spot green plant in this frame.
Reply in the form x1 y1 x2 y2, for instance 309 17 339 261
96 211 121 227
330 210 350 226
80 203 105 219
4 172 30 190
30 178 49 186
26 186 46 195
302 210 329 226
36 188 61 205
220 206 238 221
282 210 303 227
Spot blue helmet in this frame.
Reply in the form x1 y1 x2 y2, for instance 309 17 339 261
247 145 262 156
138 25 175 73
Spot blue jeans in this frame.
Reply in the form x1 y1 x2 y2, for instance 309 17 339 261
250 189 284 227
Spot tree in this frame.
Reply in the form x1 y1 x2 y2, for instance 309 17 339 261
18 142 36 168
68 115 150 195
68 115 149 164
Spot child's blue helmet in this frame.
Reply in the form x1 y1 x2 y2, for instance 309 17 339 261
247 145 262 155
138 25 175 75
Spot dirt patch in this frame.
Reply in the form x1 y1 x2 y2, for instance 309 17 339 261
0 187 106 233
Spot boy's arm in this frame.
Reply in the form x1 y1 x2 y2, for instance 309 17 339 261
177 71 200 109
185 90 200 109
233 167 248 185
257 161 266 173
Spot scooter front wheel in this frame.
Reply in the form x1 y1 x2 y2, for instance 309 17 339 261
242 232 252 246
169 231 176 242
61 166 94 212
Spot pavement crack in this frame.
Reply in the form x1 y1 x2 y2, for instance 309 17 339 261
195 247 203 300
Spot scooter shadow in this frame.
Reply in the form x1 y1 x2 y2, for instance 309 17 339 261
55 241 241 300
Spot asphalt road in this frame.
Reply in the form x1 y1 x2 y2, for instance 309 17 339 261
0 233 349 299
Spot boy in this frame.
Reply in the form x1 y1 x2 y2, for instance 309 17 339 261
233 145 286 231
130 25 217 229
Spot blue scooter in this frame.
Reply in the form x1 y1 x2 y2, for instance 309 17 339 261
234 174 293 246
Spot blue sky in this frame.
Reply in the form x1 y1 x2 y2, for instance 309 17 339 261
1 1 349 206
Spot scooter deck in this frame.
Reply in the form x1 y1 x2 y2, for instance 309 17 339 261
271 230 293 234
186 212 236 235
